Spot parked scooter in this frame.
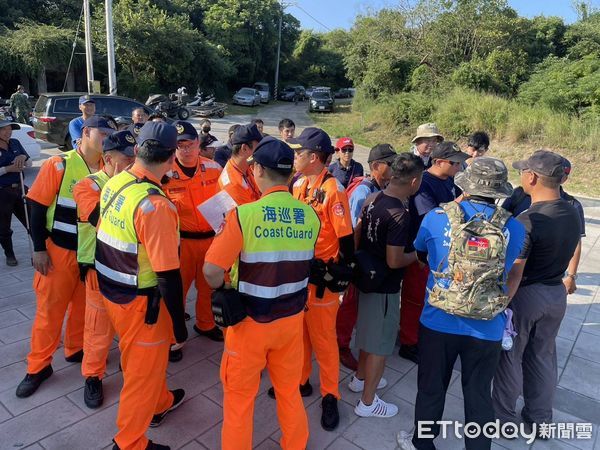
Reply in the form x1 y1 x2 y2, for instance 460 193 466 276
187 88 216 107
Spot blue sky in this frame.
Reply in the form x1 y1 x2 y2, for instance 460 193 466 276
290 0 599 31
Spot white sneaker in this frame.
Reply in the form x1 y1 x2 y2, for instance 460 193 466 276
396 431 416 450
354 394 398 418
348 374 388 393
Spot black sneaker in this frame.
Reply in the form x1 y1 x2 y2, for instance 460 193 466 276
193 325 224 342
267 380 313 399
398 344 419 364
15 365 53 398
169 348 183 362
84 376 104 409
65 349 84 363
5 254 17 266
321 394 339 431
112 440 171 450
150 389 185 427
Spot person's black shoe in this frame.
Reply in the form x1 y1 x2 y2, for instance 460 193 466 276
15 365 53 398
268 380 313 399
184 312 191 321
113 440 171 450
65 349 84 363
150 389 185 427
321 394 339 431
193 325 224 342
398 344 419 364
84 376 104 409
169 348 183 362
6 254 17 266
521 411 550 440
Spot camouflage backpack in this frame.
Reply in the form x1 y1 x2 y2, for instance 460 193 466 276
428 201 512 320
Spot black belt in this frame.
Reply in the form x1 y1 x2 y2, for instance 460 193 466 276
180 230 215 239
0 183 19 189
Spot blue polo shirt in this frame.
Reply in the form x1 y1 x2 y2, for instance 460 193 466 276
414 201 526 341
68 116 84 149
0 139 29 187
328 159 363 188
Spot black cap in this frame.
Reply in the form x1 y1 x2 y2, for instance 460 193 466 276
287 127 334 154
248 137 294 173
173 120 198 141
231 123 262 145
513 150 565 179
136 122 178 149
82 115 117 134
430 141 469 163
368 144 397 163
102 130 136 156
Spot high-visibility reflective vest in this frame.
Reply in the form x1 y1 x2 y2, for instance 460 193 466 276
77 170 110 265
232 189 320 323
95 170 168 304
46 150 94 250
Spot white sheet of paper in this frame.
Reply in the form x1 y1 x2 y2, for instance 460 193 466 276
197 190 238 232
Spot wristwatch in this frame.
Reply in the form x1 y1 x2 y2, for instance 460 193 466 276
566 273 578 280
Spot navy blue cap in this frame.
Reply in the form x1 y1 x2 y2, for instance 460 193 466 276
82 115 117 135
287 127 334 154
136 122 178 149
102 130 136 156
173 120 198 141
127 123 143 136
79 95 95 105
513 150 565 179
231 123 262 145
249 137 294 173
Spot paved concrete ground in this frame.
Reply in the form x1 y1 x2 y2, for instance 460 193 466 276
1 102 599 449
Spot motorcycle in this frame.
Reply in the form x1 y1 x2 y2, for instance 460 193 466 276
187 88 216 107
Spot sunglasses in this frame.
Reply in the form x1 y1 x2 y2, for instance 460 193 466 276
338 147 353 154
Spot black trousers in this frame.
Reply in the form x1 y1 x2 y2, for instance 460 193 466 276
0 184 28 254
412 325 502 450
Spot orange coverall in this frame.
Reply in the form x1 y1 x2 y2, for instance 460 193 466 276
205 187 310 450
218 158 261 206
73 173 115 379
164 157 221 331
101 165 179 450
26 154 91 373
292 168 353 399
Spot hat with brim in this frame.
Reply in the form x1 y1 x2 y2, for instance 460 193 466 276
455 157 514 199
0 119 20 130
411 122 444 143
512 150 565 179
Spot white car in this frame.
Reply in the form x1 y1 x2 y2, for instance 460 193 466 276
12 123 41 160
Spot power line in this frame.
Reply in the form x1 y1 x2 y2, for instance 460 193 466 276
292 4 333 31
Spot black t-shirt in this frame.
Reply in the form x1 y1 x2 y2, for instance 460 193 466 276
359 192 410 293
518 199 580 287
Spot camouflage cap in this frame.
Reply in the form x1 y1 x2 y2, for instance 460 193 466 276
454 157 513 199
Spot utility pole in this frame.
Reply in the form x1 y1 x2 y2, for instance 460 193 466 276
274 10 283 101
83 0 95 94
105 0 117 95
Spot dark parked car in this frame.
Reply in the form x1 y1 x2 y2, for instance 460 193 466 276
334 88 353 99
278 86 306 102
32 93 155 149
308 90 335 113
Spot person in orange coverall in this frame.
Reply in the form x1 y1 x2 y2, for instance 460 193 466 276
73 130 136 409
269 127 355 432
96 122 188 450
16 116 114 398
164 121 223 351
203 137 320 450
217 123 262 206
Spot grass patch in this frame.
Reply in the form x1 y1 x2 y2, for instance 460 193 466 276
312 88 600 198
